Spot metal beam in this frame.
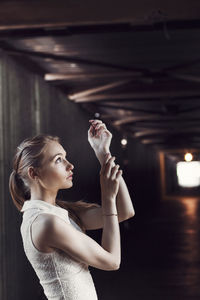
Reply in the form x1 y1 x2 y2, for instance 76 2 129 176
0 0 199 31
72 89 200 103
68 79 133 100
112 114 200 126
134 127 200 138
44 71 142 81
0 44 148 74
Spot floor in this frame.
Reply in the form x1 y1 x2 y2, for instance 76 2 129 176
93 197 200 300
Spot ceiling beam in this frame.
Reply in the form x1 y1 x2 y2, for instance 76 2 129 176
166 72 200 84
141 138 166 144
0 1 199 31
68 79 133 100
141 137 200 145
0 44 148 74
44 72 142 81
112 113 200 126
130 123 200 131
95 103 200 115
163 59 200 73
134 127 200 138
154 144 200 151
1 21 200 40
158 148 200 153
71 88 200 103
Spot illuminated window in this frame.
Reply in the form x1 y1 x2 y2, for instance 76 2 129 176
176 161 200 187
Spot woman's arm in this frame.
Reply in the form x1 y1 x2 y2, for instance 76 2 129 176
77 204 132 231
77 151 134 230
32 209 120 271
80 119 135 231
32 154 121 270
95 150 135 219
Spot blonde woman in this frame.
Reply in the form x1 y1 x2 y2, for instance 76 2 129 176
9 119 135 300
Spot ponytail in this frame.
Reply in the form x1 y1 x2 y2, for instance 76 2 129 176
9 170 30 211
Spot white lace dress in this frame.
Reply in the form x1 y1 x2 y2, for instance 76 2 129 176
20 200 98 300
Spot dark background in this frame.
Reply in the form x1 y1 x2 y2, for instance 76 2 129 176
1 1 200 299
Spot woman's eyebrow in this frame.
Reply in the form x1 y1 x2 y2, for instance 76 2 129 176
50 152 67 161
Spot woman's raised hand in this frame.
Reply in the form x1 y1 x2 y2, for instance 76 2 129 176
100 153 122 201
88 120 112 153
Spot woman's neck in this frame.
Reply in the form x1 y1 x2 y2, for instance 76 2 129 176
30 188 58 206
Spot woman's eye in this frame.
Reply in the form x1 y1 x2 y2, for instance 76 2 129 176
56 157 62 163
56 157 67 163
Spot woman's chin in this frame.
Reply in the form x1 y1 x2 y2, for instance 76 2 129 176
64 181 73 188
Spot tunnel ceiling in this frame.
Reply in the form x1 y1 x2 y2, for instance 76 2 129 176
0 1 200 152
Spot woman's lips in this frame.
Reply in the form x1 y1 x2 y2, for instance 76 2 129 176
67 175 73 179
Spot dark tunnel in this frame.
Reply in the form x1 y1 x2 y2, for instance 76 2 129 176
1 1 200 299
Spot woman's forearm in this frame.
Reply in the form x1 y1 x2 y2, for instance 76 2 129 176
101 199 121 269
116 175 135 218
95 150 135 219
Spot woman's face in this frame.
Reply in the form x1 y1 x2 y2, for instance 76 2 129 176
36 140 74 191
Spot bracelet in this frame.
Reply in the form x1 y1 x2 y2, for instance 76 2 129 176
102 213 118 216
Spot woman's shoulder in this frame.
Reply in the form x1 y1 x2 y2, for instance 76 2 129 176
31 213 59 253
32 212 70 229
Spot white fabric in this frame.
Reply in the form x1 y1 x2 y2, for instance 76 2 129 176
20 200 98 300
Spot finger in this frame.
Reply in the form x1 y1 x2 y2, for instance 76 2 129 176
95 123 106 130
105 156 116 177
92 124 103 134
91 122 98 134
91 123 107 137
88 126 95 137
91 123 98 134
107 153 115 169
105 152 111 164
103 153 111 165
101 153 110 174
96 124 107 136
116 169 123 179
110 164 120 179
89 120 103 126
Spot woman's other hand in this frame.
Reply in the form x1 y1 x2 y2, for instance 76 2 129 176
100 153 122 201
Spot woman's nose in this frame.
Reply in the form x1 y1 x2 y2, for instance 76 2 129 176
67 162 74 170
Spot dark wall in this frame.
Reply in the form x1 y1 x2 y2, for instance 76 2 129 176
0 52 161 300
0 52 51 300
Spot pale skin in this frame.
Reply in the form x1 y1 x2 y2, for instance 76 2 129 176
28 120 135 271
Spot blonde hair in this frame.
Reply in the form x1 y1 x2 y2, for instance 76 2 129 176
9 133 100 233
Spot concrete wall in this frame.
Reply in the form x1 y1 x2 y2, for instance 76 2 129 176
0 52 161 300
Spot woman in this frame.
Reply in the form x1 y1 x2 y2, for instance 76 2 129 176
9 119 135 300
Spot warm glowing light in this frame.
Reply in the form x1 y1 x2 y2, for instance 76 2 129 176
182 198 198 217
184 152 193 162
121 138 127 146
176 161 200 187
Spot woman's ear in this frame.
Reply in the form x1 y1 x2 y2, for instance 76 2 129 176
28 166 39 181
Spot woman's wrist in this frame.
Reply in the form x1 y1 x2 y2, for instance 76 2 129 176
102 213 118 216
95 148 111 166
102 198 117 214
